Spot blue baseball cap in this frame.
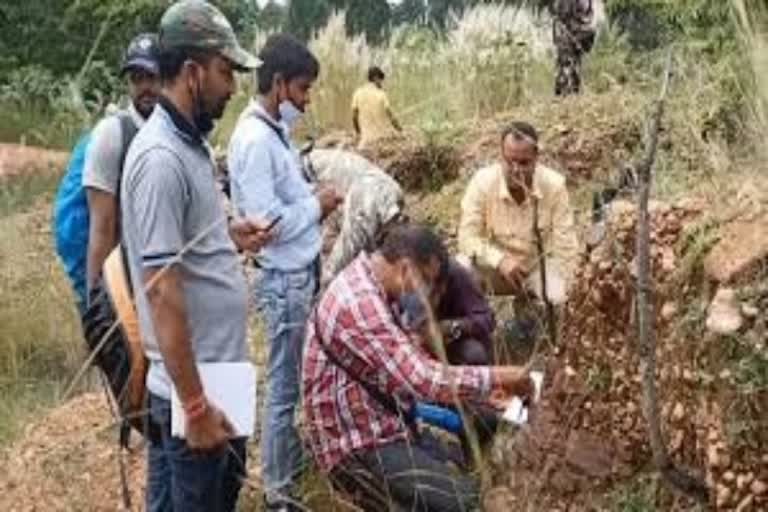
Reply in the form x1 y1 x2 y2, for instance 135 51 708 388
121 33 160 76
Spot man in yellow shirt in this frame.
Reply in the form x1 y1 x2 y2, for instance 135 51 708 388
457 122 579 305
352 66 401 149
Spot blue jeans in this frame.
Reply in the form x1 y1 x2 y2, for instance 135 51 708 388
255 264 317 500
146 394 247 512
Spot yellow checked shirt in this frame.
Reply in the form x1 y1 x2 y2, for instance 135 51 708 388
351 83 397 148
458 162 579 289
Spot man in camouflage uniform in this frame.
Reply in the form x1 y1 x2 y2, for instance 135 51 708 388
305 148 405 286
552 0 596 96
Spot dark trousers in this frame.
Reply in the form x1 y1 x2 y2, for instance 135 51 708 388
330 439 480 512
145 394 248 512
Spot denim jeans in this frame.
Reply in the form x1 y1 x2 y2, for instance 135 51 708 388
255 263 317 502
145 394 247 512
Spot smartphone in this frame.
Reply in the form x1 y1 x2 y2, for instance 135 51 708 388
265 215 283 232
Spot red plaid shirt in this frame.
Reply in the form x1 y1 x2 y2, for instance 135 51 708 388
302 253 492 473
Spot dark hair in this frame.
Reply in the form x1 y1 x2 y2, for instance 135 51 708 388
379 224 449 282
501 121 539 147
157 45 214 82
256 34 320 95
368 66 385 82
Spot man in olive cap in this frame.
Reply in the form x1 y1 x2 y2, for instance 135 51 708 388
119 2 267 511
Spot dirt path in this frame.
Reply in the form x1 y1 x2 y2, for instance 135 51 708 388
0 143 68 178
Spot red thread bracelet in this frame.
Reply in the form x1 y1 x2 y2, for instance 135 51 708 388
183 394 208 423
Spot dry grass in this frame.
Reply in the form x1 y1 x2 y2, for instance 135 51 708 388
0 188 84 443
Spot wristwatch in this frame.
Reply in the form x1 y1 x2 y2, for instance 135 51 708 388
447 320 463 343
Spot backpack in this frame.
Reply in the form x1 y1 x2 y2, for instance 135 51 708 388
53 112 157 445
53 113 136 309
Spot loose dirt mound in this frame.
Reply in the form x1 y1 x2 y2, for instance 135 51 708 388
0 393 146 511
0 143 68 178
358 136 463 192
488 199 768 511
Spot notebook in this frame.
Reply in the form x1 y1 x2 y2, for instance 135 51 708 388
502 371 544 426
171 362 257 438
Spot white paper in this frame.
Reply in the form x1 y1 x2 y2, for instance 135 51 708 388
171 362 257 438
502 371 544 426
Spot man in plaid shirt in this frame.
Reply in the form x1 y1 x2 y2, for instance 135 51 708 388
302 224 533 511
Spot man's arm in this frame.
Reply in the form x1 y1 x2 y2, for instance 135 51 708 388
457 169 508 270
128 151 232 450
85 189 117 288
549 184 579 287
328 298 530 408
352 107 361 136
438 262 495 343
144 266 202 404
229 130 324 244
82 117 123 289
387 107 402 132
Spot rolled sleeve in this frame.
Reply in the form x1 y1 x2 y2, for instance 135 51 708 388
125 149 187 269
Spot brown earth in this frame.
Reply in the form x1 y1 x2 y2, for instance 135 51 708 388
0 144 68 178
488 199 768 511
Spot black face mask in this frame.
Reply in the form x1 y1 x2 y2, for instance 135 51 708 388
190 66 214 136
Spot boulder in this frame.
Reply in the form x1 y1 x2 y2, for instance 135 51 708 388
706 288 743 335
704 219 768 283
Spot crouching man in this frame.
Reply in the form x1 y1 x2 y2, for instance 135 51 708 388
458 121 579 306
302 224 533 511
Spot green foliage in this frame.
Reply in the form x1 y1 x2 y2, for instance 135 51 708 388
288 0 332 41
606 0 738 53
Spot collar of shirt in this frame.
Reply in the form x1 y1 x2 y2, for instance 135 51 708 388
246 98 291 141
497 163 544 204
158 95 205 146
127 101 147 129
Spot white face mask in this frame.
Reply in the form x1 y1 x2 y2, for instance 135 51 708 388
279 100 303 130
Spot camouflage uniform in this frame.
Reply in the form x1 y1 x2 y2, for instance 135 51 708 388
552 0 595 96
306 149 404 286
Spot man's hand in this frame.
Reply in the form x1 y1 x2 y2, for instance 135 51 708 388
186 401 235 452
498 253 526 289
229 218 273 253
317 185 343 219
490 366 535 407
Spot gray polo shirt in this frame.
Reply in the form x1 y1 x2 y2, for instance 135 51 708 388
121 99 249 400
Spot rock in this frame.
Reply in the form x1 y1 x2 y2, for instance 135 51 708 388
735 494 754 512
716 484 732 508
736 473 754 491
708 445 724 468
706 288 744 335
751 479 768 496
705 219 768 283
483 487 514 512
672 402 685 423
742 303 759 318
719 369 733 380
661 302 678 321
723 471 736 482
565 430 614 479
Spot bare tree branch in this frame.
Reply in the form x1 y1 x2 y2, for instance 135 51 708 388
533 198 558 348
634 49 710 506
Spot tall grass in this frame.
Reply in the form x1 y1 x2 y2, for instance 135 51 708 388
0 185 83 442
303 5 555 136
